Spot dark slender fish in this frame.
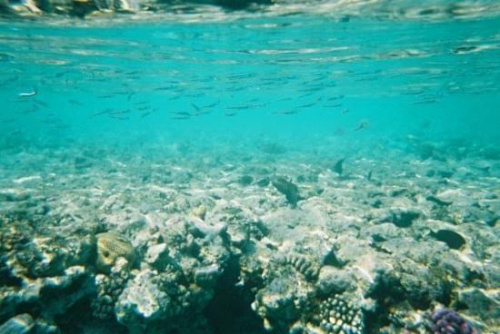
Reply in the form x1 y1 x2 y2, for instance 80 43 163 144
203 100 220 108
191 103 201 112
227 105 252 110
110 115 130 120
170 111 192 116
114 91 132 96
69 99 83 106
109 109 131 116
229 85 251 92
228 73 255 80
90 108 114 117
227 103 267 110
299 85 322 93
297 102 316 108
154 86 171 91
327 95 344 101
185 92 205 98
141 111 155 118
298 92 316 99
324 103 343 108
354 75 378 82
412 98 439 105
89 78 110 83
192 109 211 116
53 125 69 130
274 110 298 115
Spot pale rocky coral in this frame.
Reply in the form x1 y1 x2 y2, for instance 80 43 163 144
0 215 97 327
0 264 93 329
0 313 35 334
109 214 232 332
92 258 131 319
252 266 317 332
115 268 170 326
0 218 34 253
0 141 498 333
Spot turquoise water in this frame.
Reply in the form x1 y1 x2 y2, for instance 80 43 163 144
1 9 500 151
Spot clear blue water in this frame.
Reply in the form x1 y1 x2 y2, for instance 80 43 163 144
1 6 500 152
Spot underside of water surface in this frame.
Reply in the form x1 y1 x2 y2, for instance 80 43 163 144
0 1 499 333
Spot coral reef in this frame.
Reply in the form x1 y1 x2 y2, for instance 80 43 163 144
92 258 131 319
281 253 320 282
430 308 475 334
318 295 364 334
0 141 498 333
0 0 272 17
0 313 35 334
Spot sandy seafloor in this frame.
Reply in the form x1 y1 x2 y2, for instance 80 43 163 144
0 136 498 334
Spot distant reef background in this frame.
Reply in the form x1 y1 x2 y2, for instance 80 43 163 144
0 0 274 19
2 0 499 22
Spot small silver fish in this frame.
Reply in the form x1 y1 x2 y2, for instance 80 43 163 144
18 90 36 98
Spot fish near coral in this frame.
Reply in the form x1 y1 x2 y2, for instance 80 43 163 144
95 232 136 274
272 176 302 208
189 204 207 220
332 158 346 175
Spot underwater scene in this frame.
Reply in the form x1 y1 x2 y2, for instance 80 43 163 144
0 0 499 333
